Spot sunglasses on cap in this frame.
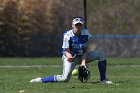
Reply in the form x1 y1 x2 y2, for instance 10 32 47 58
72 17 84 25
73 18 84 22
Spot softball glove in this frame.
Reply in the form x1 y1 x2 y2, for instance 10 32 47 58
78 65 90 82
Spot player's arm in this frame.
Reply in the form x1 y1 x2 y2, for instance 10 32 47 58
80 38 91 66
80 29 92 66
62 33 76 62
65 48 76 62
81 48 88 66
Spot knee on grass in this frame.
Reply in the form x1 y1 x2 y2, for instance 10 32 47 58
56 75 71 82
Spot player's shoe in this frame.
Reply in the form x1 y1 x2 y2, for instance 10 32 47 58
30 77 42 83
101 80 112 84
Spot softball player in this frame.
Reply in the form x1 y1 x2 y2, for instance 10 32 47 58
30 17 112 84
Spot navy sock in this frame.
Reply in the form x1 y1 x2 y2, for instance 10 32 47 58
41 76 56 83
98 60 106 81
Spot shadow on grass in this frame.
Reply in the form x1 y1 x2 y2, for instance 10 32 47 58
82 81 101 84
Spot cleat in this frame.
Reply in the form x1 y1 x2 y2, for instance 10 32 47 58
101 80 112 84
30 77 42 83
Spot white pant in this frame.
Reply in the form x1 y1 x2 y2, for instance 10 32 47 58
56 50 106 82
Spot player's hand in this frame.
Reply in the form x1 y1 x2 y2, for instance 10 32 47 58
67 54 76 62
80 59 86 66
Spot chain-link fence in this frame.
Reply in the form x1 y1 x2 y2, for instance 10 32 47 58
0 0 140 57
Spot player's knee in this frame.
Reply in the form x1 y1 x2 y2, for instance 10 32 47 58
62 74 71 82
57 74 71 82
99 51 106 61
63 77 70 82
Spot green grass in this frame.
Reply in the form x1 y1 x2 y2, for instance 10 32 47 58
0 57 140 93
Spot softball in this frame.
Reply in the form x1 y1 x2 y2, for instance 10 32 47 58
72 69 79 76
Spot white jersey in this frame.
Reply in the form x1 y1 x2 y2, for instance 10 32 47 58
62 29 92 56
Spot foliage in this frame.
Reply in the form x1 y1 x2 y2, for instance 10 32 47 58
0 0 139 57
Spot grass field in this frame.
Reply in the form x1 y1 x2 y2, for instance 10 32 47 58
0 57 140 93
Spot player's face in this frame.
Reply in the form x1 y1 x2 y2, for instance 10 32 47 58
72 23 84 35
